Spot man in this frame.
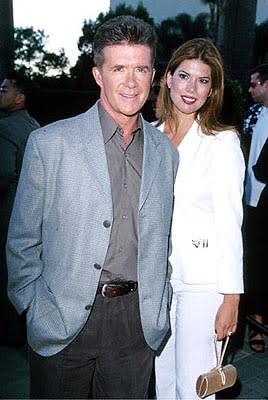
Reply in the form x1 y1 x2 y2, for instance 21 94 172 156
0 72 40 346
244 64 268 353
6 16 179 399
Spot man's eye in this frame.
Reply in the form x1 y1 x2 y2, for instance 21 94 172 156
137 67 147 73
178 73 188 80
114 66 124 72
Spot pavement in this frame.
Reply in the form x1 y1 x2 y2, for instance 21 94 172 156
0 322 268 399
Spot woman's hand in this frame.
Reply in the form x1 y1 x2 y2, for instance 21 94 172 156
214 294 240 340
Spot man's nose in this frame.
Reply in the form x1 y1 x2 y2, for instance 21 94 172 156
125 71 137 88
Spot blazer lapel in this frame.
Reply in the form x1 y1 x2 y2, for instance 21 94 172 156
139 121 162 210
77 103 112 204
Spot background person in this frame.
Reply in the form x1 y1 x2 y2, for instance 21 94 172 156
153 38 245 399
0 71 40 346
6 16 179 399
244 64 268 352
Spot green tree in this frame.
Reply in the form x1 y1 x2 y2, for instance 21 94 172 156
71 2 154 89
200 0 230 42
156 13 209 63
14 26 69 77
77 2 153 56
216 0 257 93
253 19 268 65
71 3 210 88
0 0 14 80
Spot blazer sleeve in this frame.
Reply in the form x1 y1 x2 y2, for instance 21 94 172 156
253 137 268 183
211 132 245 293
6 133 44 314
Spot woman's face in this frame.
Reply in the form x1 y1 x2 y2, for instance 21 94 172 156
167 58 212 118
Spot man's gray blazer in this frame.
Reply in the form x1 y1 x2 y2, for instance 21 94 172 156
6 102 179 356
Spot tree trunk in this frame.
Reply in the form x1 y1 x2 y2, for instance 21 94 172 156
0 0 14 81
216 0 257 94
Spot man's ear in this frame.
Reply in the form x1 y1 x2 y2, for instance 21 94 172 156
15 92 25 107
263 80 268 90
92 66 103 88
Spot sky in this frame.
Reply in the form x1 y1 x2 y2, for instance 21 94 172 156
13 0 110 67
13 0 268 69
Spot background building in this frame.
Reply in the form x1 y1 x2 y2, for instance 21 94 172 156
110 0 268 24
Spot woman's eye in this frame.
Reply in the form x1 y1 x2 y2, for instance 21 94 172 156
200 78 210 84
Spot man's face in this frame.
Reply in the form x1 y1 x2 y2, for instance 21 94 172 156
0 79 22 113
92 43 155 126
248 72 268 105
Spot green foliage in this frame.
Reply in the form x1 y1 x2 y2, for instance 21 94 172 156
221 79 246 131
71 2 154 88
71 3 210 87
77 2 154 56
14 26 69 77
253 19 268 65
13 1 268 94
156 13 209 62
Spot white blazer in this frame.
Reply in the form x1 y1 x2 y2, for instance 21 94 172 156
156 121 245 293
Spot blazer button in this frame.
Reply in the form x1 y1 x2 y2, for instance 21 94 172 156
94 263 101 270
103 220 111 228
85 304 92 310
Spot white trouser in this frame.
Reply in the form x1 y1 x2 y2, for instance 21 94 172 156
155 281 223 400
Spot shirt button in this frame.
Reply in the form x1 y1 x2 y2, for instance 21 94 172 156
122 215 127 219
85 304 92 310
94 263 101 270
103 220 111 228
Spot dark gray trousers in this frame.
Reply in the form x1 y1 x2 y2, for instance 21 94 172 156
29 291 153 399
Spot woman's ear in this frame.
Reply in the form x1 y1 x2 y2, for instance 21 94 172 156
208 88 213 98
166 72 172 89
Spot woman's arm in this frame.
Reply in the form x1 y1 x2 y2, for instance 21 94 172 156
211 131 245 339
215 294 240 340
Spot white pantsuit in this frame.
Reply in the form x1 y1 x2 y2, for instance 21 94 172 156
155 121 245 399
155 282 223 400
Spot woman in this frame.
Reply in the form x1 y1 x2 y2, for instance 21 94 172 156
154 38 245 399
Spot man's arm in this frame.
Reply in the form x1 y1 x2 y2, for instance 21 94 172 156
6 133 44 314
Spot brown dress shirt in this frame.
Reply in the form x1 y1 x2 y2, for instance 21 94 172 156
98 103 143 283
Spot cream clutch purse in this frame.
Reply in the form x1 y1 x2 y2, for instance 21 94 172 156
196 334 237 398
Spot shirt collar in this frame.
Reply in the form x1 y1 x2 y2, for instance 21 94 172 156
98 102 142 144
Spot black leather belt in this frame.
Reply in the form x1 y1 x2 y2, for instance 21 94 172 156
97 281 138 297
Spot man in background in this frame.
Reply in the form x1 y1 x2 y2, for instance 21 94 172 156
0 71 40 346
244 64 268 353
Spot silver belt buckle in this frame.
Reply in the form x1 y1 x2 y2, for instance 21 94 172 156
101 284 108 297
